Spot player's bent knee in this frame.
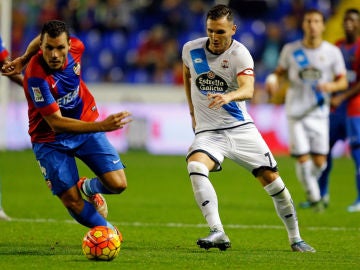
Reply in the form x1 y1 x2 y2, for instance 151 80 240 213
101 170 127 193
187 161 209 175
112 181 127 193
106 177 127 194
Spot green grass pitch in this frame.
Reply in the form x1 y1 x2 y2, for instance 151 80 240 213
0 150 359 269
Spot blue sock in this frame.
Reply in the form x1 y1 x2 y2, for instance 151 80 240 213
318 153 333 198
68 200 107 228
351 147 360 202
84 177 113 195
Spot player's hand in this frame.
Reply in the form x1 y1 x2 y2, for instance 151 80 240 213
330 94 345 109
1 57 24 76
207 93 230 109
101 111 132 131
316 82 333 93
265 74 279 96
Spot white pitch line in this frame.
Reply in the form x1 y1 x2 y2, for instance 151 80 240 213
5 217 360 231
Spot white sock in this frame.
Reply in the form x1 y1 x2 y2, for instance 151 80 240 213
295 160 321 202
311 161 327 179
187 161 223 232
264 177 302 244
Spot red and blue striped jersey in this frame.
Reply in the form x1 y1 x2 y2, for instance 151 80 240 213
335 37 360 117
0 36 9 62
23 37 99 142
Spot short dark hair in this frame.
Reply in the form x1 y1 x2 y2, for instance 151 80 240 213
303 8 325 22
345 8 360 17
41 20 70 41
206 4 234 22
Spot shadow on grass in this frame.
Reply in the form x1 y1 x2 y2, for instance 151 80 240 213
0 242 81 256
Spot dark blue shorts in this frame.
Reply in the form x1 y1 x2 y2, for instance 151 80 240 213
329 112 347 147
32 132 125 195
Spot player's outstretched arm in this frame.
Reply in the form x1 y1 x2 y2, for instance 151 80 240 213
0 60 23 87
43 110 132 133
1 35 41 76
97 112 133 132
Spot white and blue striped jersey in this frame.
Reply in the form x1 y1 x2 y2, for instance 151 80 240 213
278 40 346 118
182 37 255 133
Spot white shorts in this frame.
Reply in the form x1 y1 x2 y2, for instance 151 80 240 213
187 123 277 176
288 116 329 156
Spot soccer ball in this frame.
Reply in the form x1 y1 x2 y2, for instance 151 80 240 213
82 226 121 261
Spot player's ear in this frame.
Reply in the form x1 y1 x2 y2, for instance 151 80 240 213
232 24 237 34
68 38 71 49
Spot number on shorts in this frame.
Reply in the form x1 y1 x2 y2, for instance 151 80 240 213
264 152 273 167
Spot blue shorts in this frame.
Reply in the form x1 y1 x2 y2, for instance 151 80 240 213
329 112 347 147
347 117 360 148
32 132 125 195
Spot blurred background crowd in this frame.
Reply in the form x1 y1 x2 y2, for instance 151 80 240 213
9 0 344 101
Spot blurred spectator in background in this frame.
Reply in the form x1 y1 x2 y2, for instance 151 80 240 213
158 0 188 37
75 0 103 32
59 0 81 33
8 0 341 85
102 0 134 34
261 23 284 72
36 0 61 29
128 24 182 84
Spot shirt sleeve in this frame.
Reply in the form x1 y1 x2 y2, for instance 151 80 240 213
332 46 347 77
0 37 9 62
27 77 59 116
278 43 290 70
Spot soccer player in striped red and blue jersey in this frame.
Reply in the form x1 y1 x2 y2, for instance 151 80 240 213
0 35 23 86
317 9 360 212
0 35 23 221
2 20 131 235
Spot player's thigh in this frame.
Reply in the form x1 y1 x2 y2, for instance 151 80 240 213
306 117 329 155
77 132 125 176
187 131 225 171
33 143 78 195
227 125 277 175
288 118 310 155
329 113 347 145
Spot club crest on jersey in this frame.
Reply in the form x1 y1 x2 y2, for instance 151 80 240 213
73 62 81 75
32 87 44 102
196 71 228 93
221 59 229 69
207 71 216 79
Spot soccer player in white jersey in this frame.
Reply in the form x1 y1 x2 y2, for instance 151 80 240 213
266 9 348 212
182 4 315 252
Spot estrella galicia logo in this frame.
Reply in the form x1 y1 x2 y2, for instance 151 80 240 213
299 67 321 82
196 71 228 93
